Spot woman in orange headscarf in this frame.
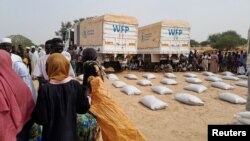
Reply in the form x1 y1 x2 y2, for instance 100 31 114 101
0 50 35 141
32 53 90 141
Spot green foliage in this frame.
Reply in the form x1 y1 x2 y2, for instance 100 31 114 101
200 41 209 46
55 21 72 41
190 39 199 47
74 19 79 23
8 34 34 47
208 30 247 50
79 18 85 22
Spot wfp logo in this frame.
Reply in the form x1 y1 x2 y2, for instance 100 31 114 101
168 29 183 36
113 25 129 33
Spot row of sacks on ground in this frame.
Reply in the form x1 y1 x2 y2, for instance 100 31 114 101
107 71 248 81
106 74 247 111
77 71 248 81
106 73 248 88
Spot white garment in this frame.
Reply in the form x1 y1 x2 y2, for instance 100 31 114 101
11 53 23 64
38 50 46 58
237 66 246 75
11 53 37 102
33 53 75 80
62 50 71 61
31 51 40 75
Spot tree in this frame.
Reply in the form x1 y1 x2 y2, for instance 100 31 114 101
190 39 199 47
55 21 72 41
208 30 247 50
200 41 209 46
73 19 79 23
8 34 34 47
79 18 85 22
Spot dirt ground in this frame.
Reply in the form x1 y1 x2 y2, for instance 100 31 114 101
33 71 248 141
103 71 247 141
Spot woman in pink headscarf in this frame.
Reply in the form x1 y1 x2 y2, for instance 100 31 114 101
0 50 35 141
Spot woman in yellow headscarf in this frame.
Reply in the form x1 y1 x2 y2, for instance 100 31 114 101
32 53 90 141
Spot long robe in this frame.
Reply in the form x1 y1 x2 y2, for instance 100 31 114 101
209 54 218 73
32 80 90 141
89 76 146 141
0 50 35 141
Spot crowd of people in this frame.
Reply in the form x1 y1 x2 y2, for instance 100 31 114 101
0 37 146 141
127 50 248 75
1 36 248 141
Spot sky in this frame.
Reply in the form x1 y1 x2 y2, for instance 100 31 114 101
0 0 250 45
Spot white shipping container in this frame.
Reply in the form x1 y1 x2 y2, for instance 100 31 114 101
138 20 191 55
77 14 138 54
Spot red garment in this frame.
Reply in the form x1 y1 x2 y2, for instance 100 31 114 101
0 50 35 141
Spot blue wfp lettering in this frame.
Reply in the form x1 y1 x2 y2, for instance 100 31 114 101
113 25 130 33
168 29 183 36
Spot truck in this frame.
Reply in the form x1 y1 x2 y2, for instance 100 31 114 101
65 14 138 72
137 20 191 71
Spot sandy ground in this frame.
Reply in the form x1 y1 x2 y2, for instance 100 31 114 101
103 71 247 141
33 71 248 141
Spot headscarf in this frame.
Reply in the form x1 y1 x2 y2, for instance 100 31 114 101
0 50 35 141
47 53 70 81
82 60 105 86
82 48 97 62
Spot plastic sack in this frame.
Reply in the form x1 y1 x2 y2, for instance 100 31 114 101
174 93 204 106
234 111 250 125
184 73 197 78
142 73 156 79
235 81 248 88
137 79 152 86
221 71 234 76
164 73 176 78
125 74 138 80
211 82 234 90
219 93 246 104
205 76 222 82
112 81 127 88
203 71 215 76
236 117 250 125
222 76 239 81
238 75 248 80
107 74 119 81
151 86 173 95
235 111 250 119
185 78 202 84
160 78 177 85
139 95 167 110
184 84 207 93
121 85 142 95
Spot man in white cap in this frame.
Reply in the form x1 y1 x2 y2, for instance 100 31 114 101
23 46 32 73
0 37 37 140
38 46 46 57
29 46 39 77
0 37 36 101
